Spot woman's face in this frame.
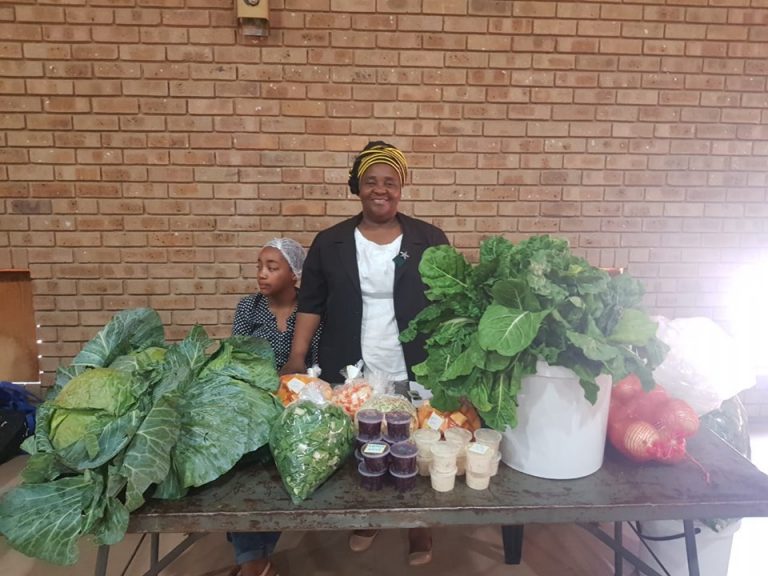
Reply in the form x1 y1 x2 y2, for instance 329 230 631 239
358 163 401 223
257 247 295 296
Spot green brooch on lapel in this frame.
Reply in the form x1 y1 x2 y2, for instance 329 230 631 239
393 250 409 268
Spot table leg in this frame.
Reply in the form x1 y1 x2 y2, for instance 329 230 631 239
501 525 524 565
682 520 701 576
94 545 109 576
579 523 665 576
614 522 623 576
142 533 206 576
150 533 159 566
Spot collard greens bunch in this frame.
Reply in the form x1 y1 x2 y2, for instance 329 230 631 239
401 235 668 432
0 308 282 565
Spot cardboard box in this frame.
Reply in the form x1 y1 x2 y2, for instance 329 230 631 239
0 270 39 382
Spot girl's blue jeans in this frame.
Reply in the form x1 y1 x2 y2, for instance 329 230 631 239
227 531 281 565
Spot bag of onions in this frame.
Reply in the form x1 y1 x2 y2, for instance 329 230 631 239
608 374 700 464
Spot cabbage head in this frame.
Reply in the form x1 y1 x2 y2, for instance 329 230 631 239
49 368 139 451
108 347 167 373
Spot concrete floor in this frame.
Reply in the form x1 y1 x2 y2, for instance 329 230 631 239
1 421 766 576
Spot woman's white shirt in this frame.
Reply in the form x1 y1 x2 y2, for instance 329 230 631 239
354 228 408 381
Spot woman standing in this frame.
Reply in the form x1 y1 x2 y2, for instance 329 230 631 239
282 141 449 566
229 237 319 576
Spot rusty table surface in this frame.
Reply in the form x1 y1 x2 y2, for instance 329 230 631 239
128 429 768 534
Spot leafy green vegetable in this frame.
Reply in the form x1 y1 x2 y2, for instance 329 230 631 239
402 235 668 431
0 471 103 565
270 400 354 504
0 308 283 565
51 308 165 396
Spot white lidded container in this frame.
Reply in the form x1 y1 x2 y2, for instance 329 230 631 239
500 360 612 479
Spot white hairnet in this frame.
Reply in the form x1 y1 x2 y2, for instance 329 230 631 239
264 238 306 278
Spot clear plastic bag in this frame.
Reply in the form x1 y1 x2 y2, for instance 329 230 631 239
651 317 757 415
269 397 354 504
331 361 374 417
365 368 395 396
277 365 332 406
699 395 751 532
415 400 482 434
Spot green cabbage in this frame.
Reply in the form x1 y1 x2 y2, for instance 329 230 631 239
0 308 283 565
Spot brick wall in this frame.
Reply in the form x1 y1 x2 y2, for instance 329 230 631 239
1 0 767 384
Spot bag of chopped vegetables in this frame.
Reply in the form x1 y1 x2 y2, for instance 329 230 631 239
269 398 354 504
277 365 332 406
416 400 482 434
331 361 373 418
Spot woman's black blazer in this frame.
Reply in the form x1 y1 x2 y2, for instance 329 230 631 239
298 212 449 383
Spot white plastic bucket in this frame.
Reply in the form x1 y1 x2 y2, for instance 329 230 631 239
637 519 740 576
500 360 612 479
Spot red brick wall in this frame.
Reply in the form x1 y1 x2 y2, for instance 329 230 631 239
1 0 767 383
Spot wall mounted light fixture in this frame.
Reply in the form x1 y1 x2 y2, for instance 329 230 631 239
236 0 270 38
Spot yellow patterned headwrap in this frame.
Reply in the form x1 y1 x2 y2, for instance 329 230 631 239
348 141 408 195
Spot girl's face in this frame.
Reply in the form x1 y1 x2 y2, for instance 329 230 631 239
358 163 401 223
257 247 296 296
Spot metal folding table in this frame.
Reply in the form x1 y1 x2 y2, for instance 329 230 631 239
98 429 768 576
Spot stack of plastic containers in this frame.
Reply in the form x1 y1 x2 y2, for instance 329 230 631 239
356 409 385 489
429 441 460 492
412 429 441 476
359 441 390 490
444 427 473 476
389 440 418 492
465 443 495 489
357 409 418 492
474 428 502 477
465 428 503 490
422 427 505 492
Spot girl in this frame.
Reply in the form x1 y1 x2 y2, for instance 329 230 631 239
229 237 319 576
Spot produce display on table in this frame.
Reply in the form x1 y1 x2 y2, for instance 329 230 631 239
0 308 283 565
607 374 700 463
270 399 355 503
401 235 668 431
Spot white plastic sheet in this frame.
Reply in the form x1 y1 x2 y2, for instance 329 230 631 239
652 317 757 416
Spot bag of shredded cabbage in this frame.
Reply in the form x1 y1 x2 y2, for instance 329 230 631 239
269 398 354 503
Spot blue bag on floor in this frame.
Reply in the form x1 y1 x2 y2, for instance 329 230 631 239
0 381 41 463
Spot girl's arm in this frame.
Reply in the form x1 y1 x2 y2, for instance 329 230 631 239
282 312 321 374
